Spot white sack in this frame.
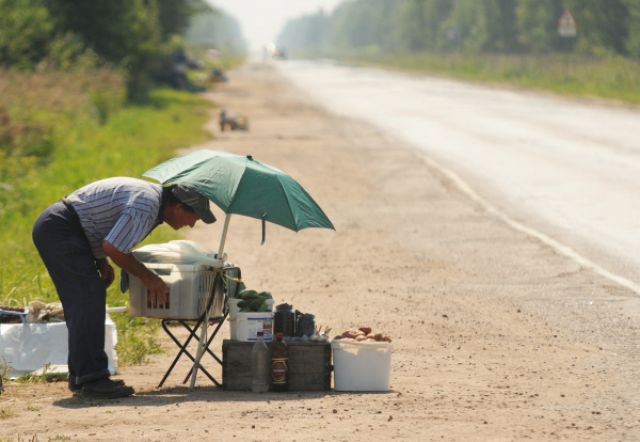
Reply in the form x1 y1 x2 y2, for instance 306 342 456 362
0 316 117 379
132 240 218 265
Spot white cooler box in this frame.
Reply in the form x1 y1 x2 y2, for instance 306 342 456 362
129 262 224 320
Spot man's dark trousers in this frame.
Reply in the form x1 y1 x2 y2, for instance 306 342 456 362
32 201 110 385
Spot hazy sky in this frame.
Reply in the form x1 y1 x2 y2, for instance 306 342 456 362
208 0 343 51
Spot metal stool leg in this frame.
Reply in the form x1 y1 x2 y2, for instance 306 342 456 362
181 313 228 384
159 319 195 387
159 319 221 387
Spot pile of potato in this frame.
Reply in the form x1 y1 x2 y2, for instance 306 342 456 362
28 300 65 322
334 327 392 342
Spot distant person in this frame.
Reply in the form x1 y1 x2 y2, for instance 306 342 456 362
170 49 189 89
219 109 249 132
219 109 227 131
32 177 216 398
210 68 227 83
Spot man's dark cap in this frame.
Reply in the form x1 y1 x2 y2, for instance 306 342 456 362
171 185 216 224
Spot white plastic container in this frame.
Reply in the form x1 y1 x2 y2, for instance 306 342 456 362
0 316 118 378
129 262 223 320
228 312 273 342
331 340 392 391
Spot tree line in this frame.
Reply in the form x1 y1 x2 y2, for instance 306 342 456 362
0 0 245 98
278 0 640 57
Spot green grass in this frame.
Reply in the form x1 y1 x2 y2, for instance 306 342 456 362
14 367 67 384
332 51 640 105
0 68 213 367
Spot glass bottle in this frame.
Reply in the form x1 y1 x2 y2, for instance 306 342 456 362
297 313 316 337
271 332 289 392
251 331 270 393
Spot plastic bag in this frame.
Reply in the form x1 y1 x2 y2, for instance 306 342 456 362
132 240 218 266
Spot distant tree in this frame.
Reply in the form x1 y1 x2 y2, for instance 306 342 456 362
625 0 640 56
0 0 229 99
485 0 519 52
442 0 519 53
444 0 489 52
565 0 629 54
0 0 56 68
46 0 160 65
278 11 326 53
515 0 564 53
186 8 247 54
423 0 454 51
393 0 426 51
277 0 638 58
363 0 397 50
303 11 331 50
327 2 358 50
328 0 396 51
158 0 210 41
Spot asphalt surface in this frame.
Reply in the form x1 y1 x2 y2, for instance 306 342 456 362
277 60 640 293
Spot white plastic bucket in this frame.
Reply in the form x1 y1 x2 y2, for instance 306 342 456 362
228 312 273 342
228 298 241 320
331 340 392 391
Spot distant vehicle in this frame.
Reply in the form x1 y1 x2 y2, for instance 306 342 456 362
264 43 287 60
272 47 286 60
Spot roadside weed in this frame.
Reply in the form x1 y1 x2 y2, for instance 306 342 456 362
0 69 212 366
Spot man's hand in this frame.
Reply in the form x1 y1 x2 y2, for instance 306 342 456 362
102 240 169 307
142 273 169 307
96 258 115 287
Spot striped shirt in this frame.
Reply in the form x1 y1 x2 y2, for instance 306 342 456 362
65 177 164 259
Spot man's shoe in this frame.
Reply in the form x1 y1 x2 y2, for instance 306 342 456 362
69 377 125 395
81 378 134 399
68 377 82 395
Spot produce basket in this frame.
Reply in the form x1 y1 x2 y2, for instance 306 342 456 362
129 263 223 320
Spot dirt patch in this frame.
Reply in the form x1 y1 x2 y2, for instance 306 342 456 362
2 63 638 441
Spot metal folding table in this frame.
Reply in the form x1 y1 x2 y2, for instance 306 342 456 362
156 266 242 388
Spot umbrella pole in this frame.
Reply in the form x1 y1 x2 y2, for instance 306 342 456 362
217 214 232 257
189 306 209 388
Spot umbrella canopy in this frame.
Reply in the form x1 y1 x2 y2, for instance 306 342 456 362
143 149 335 232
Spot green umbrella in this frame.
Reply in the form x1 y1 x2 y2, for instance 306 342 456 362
143 149 334 254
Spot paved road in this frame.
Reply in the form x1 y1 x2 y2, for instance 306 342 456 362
277 60 640 293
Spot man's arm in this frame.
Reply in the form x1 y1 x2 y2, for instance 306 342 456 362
102 240 169 305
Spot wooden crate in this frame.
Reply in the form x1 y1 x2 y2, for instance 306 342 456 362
222 339 331 391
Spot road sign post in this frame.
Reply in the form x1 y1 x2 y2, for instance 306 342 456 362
558 10 577 39
558 10 577 80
